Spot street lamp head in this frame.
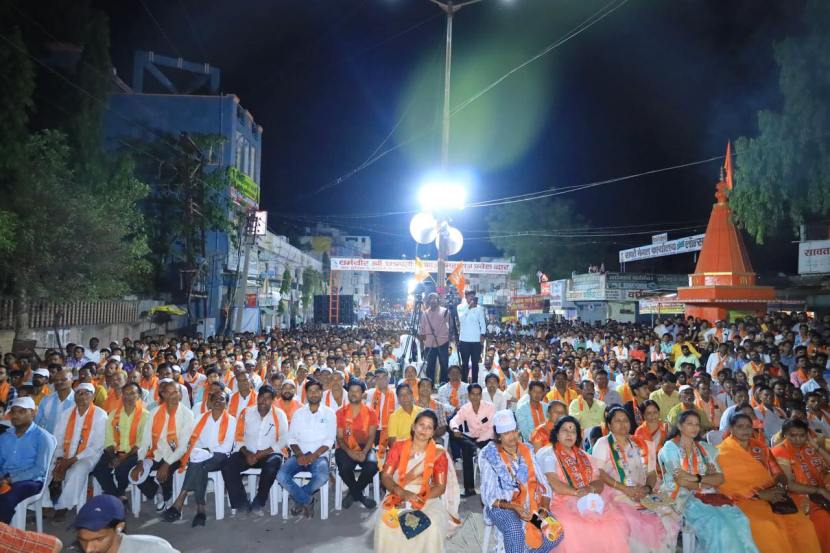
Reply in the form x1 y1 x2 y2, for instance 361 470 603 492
418 170 470 213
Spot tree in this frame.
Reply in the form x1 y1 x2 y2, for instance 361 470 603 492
0 131 149 336
488 198 601 282
133 133 238 294
731 0 830 243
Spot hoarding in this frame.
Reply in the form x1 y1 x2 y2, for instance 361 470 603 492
618 234 705 263
798 240 830 275
329 257 513 275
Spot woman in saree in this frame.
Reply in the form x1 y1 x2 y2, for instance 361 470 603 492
375 409 449 553
771 418 830 552
718 412 821 553
536 415 630 553
480 409 563 553
658 410 758 553
633 400 668 455
592 406 678 553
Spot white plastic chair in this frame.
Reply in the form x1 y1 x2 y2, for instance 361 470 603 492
128 469 157 518
241 467 286 518
172 469 226 520
705 430 724 447
333 463 380 510
11 434 57 532
281 470 329 519
481 517 504 553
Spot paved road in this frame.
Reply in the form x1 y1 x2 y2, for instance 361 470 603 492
42 477 490 552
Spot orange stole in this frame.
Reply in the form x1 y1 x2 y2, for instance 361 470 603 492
179 411 230 472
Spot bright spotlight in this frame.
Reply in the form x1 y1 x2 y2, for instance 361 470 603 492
406 278 419 294
418 171 470 212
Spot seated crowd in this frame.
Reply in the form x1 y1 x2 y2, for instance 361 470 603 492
1 311 830 552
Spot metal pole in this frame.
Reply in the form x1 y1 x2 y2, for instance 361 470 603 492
441 6 453 168
437 220 449 299
233 212 256 333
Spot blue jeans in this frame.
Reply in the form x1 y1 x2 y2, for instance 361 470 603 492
277 456 329 506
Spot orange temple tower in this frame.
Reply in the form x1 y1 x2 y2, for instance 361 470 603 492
676 142 775 321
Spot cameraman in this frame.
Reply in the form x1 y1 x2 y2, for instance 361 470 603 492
457 290 487 384
418 293 450 384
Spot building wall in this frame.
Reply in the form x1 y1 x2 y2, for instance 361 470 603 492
105 92 262 326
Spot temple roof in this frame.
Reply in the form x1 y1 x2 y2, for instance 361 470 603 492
691 142 755 276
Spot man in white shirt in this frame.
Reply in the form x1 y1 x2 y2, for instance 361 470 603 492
34 369 75 433
457 291 487 385
132 380 196 510
482 373 507 411
48 383 108 519
706 343 734 377
162 389 237 526
277 379 336 518
222 384 288 514
86 337 102 365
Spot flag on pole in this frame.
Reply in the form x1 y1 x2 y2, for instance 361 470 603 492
448 263 466 296
413 257 429 282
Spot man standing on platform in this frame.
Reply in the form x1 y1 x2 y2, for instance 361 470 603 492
419 293 450 384
457 290 487 385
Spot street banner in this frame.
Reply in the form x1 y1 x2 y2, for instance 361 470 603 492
798 240 830 275
618 234 705 263
330 257 513 275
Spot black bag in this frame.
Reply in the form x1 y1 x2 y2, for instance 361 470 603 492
809 493 830 512
770 494 799 515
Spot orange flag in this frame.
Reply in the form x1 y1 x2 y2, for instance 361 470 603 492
448 263 466 296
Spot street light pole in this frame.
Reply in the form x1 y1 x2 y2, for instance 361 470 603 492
429 0 483 298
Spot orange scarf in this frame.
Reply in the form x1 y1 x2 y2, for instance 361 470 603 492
140 375 158 392
229 390 257 417
499 443 543 549
712 353 728 378
63 406 95 457
513 382 527 400
618 383 634 404
670 436 710 499
146 404 178 459
530 420 554 451
0 381 9 403
371 388 394 427
547 386 576 404
234 405 281 443
694 393 718 424
382 439 437 510
634 421 667 447
179 410 230 472
324 389 344 409
276 398 301 422
342 403 371 451
529 401 545 428
112 404 143 452
449 381 461 408
554 443 594 488
405 378 419 402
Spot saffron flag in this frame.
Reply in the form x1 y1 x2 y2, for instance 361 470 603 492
448 263 466 296
413 257 429 282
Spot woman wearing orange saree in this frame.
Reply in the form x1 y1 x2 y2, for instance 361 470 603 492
771 418 830 552
718 413 820 553
375 410 450 553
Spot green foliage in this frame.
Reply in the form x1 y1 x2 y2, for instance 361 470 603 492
731 0 830 243
132 133 238 288
488 198 599 281
0 25 35 175
280 269 293 295
302 268 322 304
0 131 149 301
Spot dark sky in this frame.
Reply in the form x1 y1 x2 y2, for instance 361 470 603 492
94 0 804 274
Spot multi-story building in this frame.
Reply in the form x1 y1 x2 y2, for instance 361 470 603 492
298 224 374 314
104 51 261 335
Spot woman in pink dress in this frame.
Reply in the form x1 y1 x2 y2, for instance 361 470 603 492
591 406 679 553
536 415 631 553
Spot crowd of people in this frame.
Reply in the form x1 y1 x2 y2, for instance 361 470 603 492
2 292 830 553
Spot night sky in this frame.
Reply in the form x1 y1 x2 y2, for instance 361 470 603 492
95 0 803 275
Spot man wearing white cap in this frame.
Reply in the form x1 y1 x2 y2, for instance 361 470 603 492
48 382 107 520
31 368 51 406
0 397 54 523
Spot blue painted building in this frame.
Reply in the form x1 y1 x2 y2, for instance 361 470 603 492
105 51 262 334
